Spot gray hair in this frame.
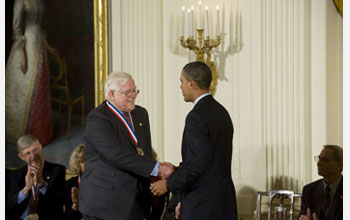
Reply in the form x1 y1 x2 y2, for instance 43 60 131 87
69 144 85 174
104 72 133 98
323 145 343 161
17 135 39 154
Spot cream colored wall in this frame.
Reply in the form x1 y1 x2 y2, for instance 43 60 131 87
109 0 342 218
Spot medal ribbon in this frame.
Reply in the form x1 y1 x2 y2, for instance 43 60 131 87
106 101 138 146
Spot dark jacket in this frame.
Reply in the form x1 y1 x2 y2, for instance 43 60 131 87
79 102 156 220
167 95 238 220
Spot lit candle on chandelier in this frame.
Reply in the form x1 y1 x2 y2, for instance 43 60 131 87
191 5 194 36
188 8 192 36
216 5 220 37
198 1 202 29
180 6 185 36
205 6 209 37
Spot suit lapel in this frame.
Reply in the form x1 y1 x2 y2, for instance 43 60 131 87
312 181 324 217
329 176 343 218
103 102 138 149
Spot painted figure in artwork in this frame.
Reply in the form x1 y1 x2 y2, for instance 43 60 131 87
6 0 58 145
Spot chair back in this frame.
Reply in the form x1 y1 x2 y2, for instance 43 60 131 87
48 54 72 102
256 190 302 220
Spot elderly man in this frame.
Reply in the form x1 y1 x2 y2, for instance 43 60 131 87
299 145 343 220
150 62 238 220
79 72 173 220
6 135 66 220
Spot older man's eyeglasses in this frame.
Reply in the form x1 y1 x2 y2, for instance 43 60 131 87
21 147 41 159
314 155 335 163
115 88 140 97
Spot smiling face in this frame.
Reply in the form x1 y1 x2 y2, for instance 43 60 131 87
108 79 138 112
317 148 342 179
180 70 194 102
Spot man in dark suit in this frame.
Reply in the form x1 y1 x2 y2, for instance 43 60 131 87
79 72 173 220
299 145 343 220
150 62 238 220
6 135 66 220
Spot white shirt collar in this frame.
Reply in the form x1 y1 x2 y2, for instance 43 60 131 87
194 93 211 107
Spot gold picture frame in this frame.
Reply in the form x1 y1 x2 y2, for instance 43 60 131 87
94 0 109 106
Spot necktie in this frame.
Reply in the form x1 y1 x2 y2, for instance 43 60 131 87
322 185 331 219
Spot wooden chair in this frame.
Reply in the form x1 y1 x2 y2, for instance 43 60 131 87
48 54 85 139
255 190 302 220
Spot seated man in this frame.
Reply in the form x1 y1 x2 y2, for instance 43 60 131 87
299 145 343 220
6 135 66 220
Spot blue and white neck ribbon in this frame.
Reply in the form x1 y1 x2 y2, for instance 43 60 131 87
106 101 138 146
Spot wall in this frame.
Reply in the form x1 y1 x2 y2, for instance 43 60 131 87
109 0 342 218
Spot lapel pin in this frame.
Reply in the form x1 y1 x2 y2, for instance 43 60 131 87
139 122 143 126
46 176 50 180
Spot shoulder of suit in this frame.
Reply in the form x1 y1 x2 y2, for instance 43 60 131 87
303 178 324 190
132 105 148 114
43 160 66 171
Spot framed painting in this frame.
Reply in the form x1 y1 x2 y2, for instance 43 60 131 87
4 0 108 167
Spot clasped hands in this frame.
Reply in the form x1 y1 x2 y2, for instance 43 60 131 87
23 160 45 195
150 162 175 196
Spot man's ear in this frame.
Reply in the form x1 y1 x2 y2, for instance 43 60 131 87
18 153 25 162
107 90 114 100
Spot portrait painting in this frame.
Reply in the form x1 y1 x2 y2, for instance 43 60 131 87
5 0 100 168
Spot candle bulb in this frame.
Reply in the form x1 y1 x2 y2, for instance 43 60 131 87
191 5 194 36
180 6 185 36
216 6 220 37
205 6 209 37
198 1 202 29
188 9 192 37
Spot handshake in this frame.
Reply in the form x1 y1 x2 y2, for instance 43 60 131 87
150 162 176 196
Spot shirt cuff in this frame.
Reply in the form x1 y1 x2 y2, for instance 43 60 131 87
18 189 29 203
150 162 160 176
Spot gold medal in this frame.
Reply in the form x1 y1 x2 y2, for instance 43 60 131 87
136 147 144 156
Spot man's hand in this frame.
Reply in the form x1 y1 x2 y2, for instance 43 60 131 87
175 202 181 219
150 179 168 196
299 208 319 220
158 162 174 179
29 161 45 187
23 167 34 195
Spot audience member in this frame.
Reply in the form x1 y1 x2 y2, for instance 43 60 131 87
6 134 66 220
150 62 238 220
65 144 85 220
299 145 343 220
79 72 173 220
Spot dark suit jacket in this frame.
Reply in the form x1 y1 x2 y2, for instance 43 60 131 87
167 95 238 220
300 176 343 220
79 102 157 220
65 176 82 220
6 161 66 220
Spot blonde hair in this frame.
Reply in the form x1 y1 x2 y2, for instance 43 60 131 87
17 134 39 154
69 144 85 174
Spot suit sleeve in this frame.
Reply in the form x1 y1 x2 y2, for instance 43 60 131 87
167 112 212 193
85 110 156 178
299 186 307 217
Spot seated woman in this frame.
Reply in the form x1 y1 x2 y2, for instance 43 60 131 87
65 144 85 220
